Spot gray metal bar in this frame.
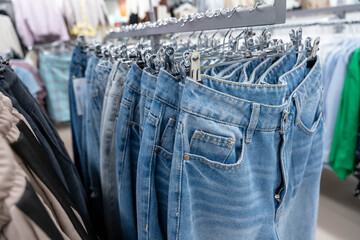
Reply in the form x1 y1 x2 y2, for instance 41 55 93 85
106 0 286 39
287 3 360 19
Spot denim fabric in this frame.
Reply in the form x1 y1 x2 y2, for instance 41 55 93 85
0 65 91 228
248 58 273 83
99 60 129 239
68 46 88 186
257 49 298 85
136 69 183 240
240 59 264 83
167 57 323 240
86 57 113 239
115 63 143 239
38 52 72 123
81 54 97 191
139 70 157 131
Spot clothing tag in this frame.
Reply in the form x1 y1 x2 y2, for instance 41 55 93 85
73 78 86 116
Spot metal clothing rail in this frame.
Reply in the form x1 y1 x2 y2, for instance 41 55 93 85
263 19 360 30
287 3 360 19
106 0 286 40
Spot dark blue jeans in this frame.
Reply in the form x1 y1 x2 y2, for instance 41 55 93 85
68 46 88 185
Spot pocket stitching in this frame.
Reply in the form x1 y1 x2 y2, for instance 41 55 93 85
160 118 176 145
192 134 234 147
186 137 246 171
296 112 322 136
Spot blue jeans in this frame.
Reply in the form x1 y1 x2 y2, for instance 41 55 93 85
81 54 97 191
167 58 323 240
136 69 183 240
68 46 88 185
85 57 113 238
115 63 143 239
99 60 129 239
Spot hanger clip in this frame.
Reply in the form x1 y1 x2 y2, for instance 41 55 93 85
190 51 201 83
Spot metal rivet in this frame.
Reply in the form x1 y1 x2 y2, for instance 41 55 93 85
184 155 190 160
154 147 160 153
129 122 133 127
275 194 281 203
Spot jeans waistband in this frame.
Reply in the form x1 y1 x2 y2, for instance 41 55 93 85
140 70 157 99
180 57 322 131
71 46 87 66
126 63 143 92
153 69 183 108
282 57 322 105
181 77 285 131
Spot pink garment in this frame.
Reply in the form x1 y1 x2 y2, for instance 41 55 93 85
12 0 69 47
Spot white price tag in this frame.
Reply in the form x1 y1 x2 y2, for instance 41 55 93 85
73 78 86 116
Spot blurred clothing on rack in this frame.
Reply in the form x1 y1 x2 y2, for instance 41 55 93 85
330 48 360 179
0 75 96 239
59 0 110 38
10 60 47 113
12 0 69 47
0 14 23 58
39 52 72 123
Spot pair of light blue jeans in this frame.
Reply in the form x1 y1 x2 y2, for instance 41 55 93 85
167 57 323 240
135 51 310 240
85 56 113 238
115 63 157 239
99 60 130 239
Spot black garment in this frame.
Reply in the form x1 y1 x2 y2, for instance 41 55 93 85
129 13 139 24
0 65 90 229
17 181 64 240
353 158 360 199
12 120 96 240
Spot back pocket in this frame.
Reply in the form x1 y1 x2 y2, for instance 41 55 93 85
190 130 235 164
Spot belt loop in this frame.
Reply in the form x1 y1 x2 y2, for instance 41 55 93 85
246 103 260 144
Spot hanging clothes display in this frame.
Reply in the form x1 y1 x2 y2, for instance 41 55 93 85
68 9 324 236
11 0 70 47
0 62 97 239
0 14 23 58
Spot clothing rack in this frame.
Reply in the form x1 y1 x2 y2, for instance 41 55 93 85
106 0 286 40
287 3 360 19
264 19 360 30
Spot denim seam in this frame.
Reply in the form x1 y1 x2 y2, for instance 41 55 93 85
117 99 133 201
140 91 155 101
296 114 323 136
246 104 260 143
185 137 246 171
156 96 178 110
181 107 279 131
160 69 180 81
221 143 234 164
142 70 157 79
121 97 132 109
160 117 176 145
145 103 163 237
126 83 141 95
192 135 234 147
296 81 322 107
156 145 173 160
201 76 287 87
176 123 184 240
